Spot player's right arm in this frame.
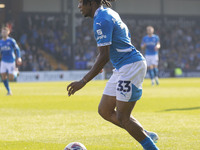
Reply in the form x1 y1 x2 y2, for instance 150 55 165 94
67 46 109 96
82 46 109 82
67 18 113 97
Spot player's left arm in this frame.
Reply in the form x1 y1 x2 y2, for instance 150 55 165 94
67 46 109 96
155 35 161 51
12 39 22 65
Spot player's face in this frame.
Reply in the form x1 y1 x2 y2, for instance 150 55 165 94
78 0 92 17
147 27 154 35
1 28 10 38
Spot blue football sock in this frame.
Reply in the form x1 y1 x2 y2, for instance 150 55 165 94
3 79 10 92
140 136 159 150
154 68 159 77
149 69 155 80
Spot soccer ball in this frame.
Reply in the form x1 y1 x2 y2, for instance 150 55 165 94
64 142 87 150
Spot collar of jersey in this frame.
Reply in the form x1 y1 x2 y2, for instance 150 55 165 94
94 6 103 18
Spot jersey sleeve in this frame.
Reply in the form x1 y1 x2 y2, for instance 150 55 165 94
94 19 114 47
11 38 21 58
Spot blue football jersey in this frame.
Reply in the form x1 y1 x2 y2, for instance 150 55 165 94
0 37 21 63
141 34 160 55
93 6 144 70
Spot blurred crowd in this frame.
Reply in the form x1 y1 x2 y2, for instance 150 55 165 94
6 14 200 72
12 14 71 71
128 23 200 72
74 18 200 72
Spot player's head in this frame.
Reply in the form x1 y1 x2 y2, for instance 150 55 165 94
1 26 10 38
146 26 154 36
78 0 115 17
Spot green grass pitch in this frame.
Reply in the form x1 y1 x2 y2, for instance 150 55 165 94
0 78 200 150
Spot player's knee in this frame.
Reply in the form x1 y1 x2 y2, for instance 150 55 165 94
116 112 129 127
98 107 107 119
98 107 111 121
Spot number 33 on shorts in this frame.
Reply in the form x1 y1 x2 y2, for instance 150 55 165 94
116 80 142 102
117 80 131 92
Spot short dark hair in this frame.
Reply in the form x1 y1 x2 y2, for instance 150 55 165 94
83 0 116 7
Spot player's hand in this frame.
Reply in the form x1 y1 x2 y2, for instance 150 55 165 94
67 80 86 97
16 58 22 66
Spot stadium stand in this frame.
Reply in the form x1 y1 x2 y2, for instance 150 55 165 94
73 16 200 73
5 14 200 74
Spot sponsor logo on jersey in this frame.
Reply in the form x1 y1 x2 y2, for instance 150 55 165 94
1 46 11 51
146 42 156 46
97 35 107 41
96 29 107 40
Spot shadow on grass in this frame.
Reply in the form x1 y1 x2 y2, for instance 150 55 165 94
164 106 200 112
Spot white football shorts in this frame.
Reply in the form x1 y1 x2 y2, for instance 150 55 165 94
103 60 147 102
145 54 159 66
0 61 16 74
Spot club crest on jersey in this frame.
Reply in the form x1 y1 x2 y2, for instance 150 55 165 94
96 29 103 35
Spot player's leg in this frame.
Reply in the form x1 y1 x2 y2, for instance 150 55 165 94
98 69 123 127
116 100 145 141
99 92 159 147
5 62 15 95
1 62 11 94
13 67 19 79
98 94 122 127
99 94 146 128
1 73 11 95
149 65 155 85
153 65 158 77
7 62 17 95
8 74 14 94
146 56 155 85
116 61 159 149
152 54 159 85
116 101 159 150
153 54 159 85
153 65 159 85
